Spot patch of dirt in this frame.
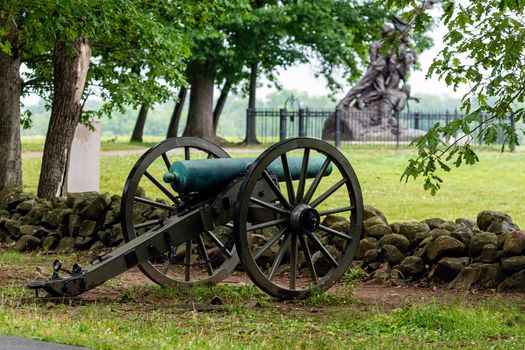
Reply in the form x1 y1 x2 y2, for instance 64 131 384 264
2 252 523 312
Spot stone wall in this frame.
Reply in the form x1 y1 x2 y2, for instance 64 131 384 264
1 188 524 292
0 189 127 252
347 205 525 292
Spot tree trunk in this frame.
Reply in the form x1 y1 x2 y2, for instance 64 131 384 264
245 62 260 144
166 87 187 139
213 81 231 133
183 74 215 140
0 22 22 191
130 105 149 143
37 37 92 199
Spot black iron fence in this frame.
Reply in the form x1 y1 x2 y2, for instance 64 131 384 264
245 108 518 148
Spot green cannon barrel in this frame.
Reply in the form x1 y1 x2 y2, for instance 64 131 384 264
163 157 332 194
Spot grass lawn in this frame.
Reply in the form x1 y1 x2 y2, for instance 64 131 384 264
0 251 524 349
21 140 525 227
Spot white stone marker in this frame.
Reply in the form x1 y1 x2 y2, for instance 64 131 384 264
65 121 101 193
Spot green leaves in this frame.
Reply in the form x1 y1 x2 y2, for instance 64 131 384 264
388 0 524 193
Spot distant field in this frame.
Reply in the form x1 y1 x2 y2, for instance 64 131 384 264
21 137 525 227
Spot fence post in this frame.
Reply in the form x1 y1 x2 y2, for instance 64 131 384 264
510 114 516 152
414 112 420 129
335 109 342 149
298 108 306 137
395 111 400 148
279 108 287 142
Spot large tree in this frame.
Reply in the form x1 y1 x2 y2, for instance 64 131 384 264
387 1 525 193
180 0 388 141
0 10 22 191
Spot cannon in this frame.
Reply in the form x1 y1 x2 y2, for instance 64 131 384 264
28 137 363 299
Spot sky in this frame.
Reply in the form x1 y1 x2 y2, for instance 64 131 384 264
259 17 470 101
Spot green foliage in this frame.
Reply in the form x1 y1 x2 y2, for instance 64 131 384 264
389 0 525 193
1 0 247 122
341 266 368 292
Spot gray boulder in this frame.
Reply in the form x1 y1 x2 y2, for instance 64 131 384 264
378 234 410 252
365 224 392 239
381 244 404 265
503 230 525 256
16 199 35 214
448 263 504 290
455 217 477 229
78 220 97 237
501 256 525 272
56 237 75 252
426 236 466 262
398 256 425 277
363 248 380 263
364 205 388 224
355 237 377 259
364 216 386 229
432 256 470 282
477 243 498 263
399 222 430 241
389 222 401 234
13 234 41 252
80 194 108 220
450 227 473 245
497 270 525 292
321 215 347 228
42 235 59 251
421 218 446 229
477 210 518 232
438 221 458 232
469 232 498 256
42 208 72 229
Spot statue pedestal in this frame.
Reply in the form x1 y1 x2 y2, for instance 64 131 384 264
65 122 101 193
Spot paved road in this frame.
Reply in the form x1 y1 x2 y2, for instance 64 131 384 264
0 336 90 350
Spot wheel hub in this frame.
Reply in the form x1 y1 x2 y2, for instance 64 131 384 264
290 204 320 234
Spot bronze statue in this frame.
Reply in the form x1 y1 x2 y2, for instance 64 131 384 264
323 10 436 142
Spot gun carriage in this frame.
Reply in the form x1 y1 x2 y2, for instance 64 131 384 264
28 137 363 299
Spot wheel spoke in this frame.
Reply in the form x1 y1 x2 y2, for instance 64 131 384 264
162 257 171 274
280 153 296 205
318 206 353 216
317 224 352 241
162 153 171 171
268 232 291 281
184 146 190 160
134 219 163 230
184 240 192 281
247 218 287 231
197 234 214 276
254 228 287 260
262 171 292 209
305 231 338 268
289 233 298 290
303 157 331 204
296 148 310 203
298 233 317 283
144 170 178 203
310 178 347 208
250 197 290 216
134 196 174 210
203 230 233 258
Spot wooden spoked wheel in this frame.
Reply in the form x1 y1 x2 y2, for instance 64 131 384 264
234 138 363 299
121 137 239 286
